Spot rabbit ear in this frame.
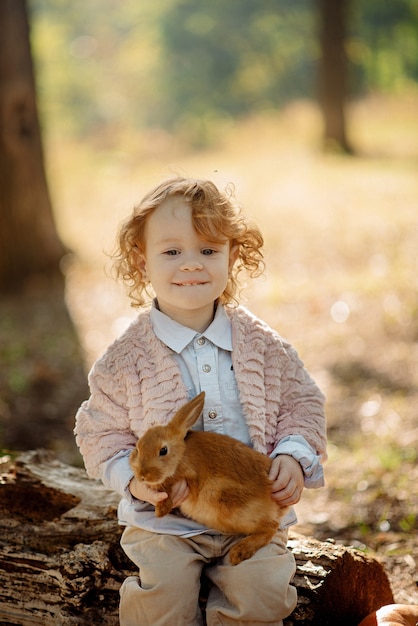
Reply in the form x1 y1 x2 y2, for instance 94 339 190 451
169 391 205 435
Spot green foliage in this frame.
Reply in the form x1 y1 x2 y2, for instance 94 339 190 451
399 513 416 532
157 0 315 130
29 0 169 136
350 0 418 92
28 0 418 143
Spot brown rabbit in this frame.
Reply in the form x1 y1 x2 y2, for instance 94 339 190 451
130 391 289 565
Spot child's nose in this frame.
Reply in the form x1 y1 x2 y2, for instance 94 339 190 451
180 254 203 271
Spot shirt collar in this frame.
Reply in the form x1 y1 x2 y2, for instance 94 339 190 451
150 300 232 353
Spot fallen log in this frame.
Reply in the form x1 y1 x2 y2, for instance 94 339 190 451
0 450 394 626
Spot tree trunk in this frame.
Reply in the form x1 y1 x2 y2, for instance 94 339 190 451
317 0 353 153
0 1 87 463
0 0 66 291
0 451 394 626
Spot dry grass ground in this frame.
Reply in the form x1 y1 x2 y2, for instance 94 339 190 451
15 95 418 602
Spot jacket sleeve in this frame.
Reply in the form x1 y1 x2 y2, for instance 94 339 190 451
271 435 325 488
273 341 327 462
74 354 138 479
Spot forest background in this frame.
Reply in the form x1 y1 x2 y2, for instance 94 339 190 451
0 0 417 605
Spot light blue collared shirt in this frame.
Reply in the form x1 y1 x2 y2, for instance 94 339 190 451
101 302 324 535
151 302 252 445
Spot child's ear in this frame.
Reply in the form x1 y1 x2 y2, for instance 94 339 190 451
229 245 239 271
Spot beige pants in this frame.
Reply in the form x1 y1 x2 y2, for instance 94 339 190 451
119 526 297 626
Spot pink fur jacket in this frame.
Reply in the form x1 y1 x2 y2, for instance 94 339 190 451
74 305 326 479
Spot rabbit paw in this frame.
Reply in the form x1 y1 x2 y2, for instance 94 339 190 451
229 542 256 566
155 498 173 518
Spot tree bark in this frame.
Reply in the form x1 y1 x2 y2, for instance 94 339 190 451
317 0 353 153
0 451 394 626
0 0 66 291
0 2 87 462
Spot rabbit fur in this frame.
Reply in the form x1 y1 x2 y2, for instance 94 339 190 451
130 391 289 565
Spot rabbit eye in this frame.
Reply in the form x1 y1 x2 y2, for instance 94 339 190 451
159 446 168 457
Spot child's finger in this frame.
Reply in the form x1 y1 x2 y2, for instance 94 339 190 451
153 490 168 502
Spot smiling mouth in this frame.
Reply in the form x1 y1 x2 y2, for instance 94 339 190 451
174 282 208 287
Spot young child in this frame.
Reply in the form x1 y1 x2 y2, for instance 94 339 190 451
74 177 327 626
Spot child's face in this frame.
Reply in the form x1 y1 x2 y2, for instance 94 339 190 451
138 196 237 332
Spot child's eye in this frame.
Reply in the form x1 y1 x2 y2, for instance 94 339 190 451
164 249 180 256
201 248 216 255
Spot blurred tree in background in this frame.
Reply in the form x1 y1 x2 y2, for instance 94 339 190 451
0 0 87 463
28 0 418 148
318 0 352 152
0 0 66 290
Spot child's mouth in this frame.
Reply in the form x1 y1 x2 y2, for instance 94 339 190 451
175 282 207 287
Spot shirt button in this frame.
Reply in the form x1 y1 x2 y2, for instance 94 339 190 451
208 410 217 419
196 337 205 346
202 364 211 373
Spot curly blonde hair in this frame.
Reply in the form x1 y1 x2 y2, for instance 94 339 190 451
114 177 264 307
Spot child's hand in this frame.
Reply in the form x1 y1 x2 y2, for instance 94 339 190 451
170 479 190 508
268 455 304 506
129 477 190 508
129 476 168 505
